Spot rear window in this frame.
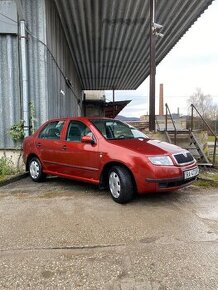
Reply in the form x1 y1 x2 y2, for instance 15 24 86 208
38 121 65 140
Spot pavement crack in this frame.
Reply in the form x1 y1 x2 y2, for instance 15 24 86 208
0 243 125 253
1 239 218 254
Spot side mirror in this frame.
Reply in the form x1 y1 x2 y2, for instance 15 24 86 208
81 135 95 145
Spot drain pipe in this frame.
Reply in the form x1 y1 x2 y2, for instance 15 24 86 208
20 20 29 137
149 0 156 131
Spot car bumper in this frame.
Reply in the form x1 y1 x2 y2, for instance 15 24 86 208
145 174 197 191
136 165 199 194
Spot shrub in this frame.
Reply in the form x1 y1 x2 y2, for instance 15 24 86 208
0 156 16 176
9 121 25 143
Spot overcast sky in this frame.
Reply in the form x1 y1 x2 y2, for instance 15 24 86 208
106 0 218 117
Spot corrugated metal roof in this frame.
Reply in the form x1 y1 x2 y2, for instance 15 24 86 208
54 0 214 90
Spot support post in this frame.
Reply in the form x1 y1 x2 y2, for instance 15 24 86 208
83 93 86 117
191 104 194 131
149 0 156 131
20 20 30 137
165 103 168 132
112 89 115 119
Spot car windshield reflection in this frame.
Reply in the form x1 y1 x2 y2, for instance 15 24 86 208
91 119 149 140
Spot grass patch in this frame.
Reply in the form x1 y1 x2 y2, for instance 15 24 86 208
0 176 7 182
199 172 218 181
0 156 18 180
208 135 216 142
0 156 16 176
194 168 218 187
194 179 218 187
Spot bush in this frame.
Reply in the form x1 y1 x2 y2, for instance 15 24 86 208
9 121 24 143
0 156 16 176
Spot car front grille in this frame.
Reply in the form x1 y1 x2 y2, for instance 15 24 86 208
173 152 194 164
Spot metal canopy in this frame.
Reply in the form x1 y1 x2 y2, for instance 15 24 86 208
54 0 214 90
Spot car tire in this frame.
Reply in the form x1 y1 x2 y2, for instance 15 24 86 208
29 157 45 182
108 166 134 204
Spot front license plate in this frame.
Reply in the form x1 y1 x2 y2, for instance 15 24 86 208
184 167 199 180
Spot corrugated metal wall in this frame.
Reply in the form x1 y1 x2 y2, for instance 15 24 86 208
0 34 21 149
45 0 82 118
0 0 83 149
23 0 48 127
23 0 83 125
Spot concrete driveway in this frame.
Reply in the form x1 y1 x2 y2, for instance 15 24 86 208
0 177 217 289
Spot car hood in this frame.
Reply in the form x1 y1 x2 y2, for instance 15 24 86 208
108 138 185 156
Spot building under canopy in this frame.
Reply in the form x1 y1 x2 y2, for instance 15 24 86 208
0 0 214 148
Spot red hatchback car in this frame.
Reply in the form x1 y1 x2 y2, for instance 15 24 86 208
23 117 199 203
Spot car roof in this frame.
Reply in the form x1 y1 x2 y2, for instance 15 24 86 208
45 116 114 123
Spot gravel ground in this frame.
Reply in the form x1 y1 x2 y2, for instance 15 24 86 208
0 177 217 289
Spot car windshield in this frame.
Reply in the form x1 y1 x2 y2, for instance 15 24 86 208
91 119 149 140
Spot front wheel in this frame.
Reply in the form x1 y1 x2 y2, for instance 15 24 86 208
108 166 134 204
29 157 45 182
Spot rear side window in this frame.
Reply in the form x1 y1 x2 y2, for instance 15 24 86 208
38 121 64 140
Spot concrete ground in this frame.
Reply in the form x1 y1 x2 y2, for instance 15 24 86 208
0 177 217 290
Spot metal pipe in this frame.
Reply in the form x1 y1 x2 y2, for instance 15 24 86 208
191 103 217 165
15 0 24 20
213 137 217 165
112 89 115 119
149 0 156 131
191 104 194 131
165 103 167 132
20 20 29 136
165 103 177 144
83 93 86 117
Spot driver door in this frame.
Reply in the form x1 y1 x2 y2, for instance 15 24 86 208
59 120 100 182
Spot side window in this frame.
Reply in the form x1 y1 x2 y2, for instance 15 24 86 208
38 121 64 140
66 121 92 142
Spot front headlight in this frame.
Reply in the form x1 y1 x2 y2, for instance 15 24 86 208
148 156 173 166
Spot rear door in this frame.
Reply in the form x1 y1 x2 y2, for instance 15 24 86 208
35 120 65 172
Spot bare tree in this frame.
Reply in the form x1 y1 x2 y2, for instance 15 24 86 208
187 88 218 120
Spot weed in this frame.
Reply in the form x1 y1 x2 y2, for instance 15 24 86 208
0 156 16 176
9 121 24 143
194 178 218 188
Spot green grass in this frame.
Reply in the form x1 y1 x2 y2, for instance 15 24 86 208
208 135 216 142
0 176 7 182
199 171 218 180
194 179 218 187
194 169 218 187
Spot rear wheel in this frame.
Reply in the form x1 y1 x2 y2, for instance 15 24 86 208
29 157 45 182
108 166 134 204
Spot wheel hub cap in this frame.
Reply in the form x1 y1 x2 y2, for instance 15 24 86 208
109 172 121 198
30 161 40 179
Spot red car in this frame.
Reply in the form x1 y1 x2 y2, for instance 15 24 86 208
23 117 199 203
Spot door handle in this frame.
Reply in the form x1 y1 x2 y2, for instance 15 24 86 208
62 145 67 151
36 143 41 148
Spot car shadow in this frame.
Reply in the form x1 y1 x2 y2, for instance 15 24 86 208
43 176 107 196
41 176 188 204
